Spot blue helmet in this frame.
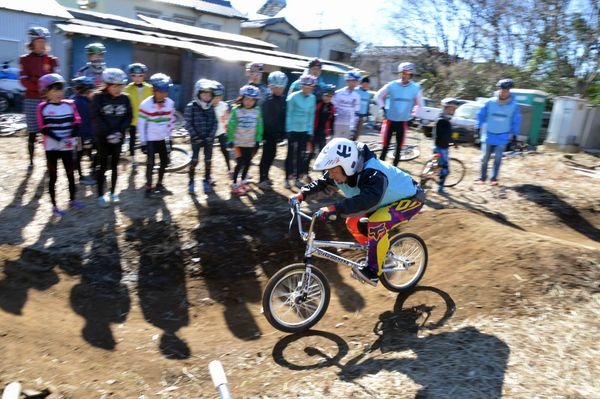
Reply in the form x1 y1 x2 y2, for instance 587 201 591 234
102 68 128 85
239 84 260 98
323 84 336 95
497 78 514 89
267 71 288 87
344 70 361 81
71 76 95 91
127 63 148 75
212 81 224 97
149 73 173 92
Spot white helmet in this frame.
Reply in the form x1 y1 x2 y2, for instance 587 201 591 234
397 62 415 74
313 138 359 176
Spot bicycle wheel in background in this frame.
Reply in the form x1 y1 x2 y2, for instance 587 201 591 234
165 146 192 172
399 145 420 161
171 111 189 139
441 157 465 187
262 263 330 333
380 232 428 293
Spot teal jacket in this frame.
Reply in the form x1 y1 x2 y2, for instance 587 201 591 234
286 91 316 134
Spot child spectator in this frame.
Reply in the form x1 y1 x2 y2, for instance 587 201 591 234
433 98 461 193
258 71 287 188
185 79 218 194
227 85 264 196
71 76 97 185
245 62 270 105
123 63 153 169
355 76 373 140
211 81 231 177
36 73 83 217
91 68 132 207
19 27 59 171
138 73 176 198
285 74 317 189
332 70 361 139
76 43 106 87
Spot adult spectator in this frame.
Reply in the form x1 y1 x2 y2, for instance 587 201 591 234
375 62 424 166
19 27 59 171
475 79 522 185
288 58 326 99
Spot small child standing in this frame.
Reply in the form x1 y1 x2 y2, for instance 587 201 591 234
433 98 460 193
71 76 97 185
227 85 263 196
259 71 287 188
91 68 132 207
36 73 83 217
123 63 153 169
138 73 176 198
331 70 361 139
185 79 218 194
211 81 231 177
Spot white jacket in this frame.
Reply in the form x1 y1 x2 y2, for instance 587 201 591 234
137 96 175 142
332 87 361 128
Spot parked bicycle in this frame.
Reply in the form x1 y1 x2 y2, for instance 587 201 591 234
262 202 428 333
364 134 421 162
121 135 192 173
419 146 466 188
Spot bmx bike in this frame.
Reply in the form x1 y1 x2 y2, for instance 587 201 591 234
262 202 428 333
419 146 466 188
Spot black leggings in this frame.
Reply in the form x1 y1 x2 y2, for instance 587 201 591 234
285 133 308 178
46 150 75 206
146 140 169 187
96 141 121 196
217 134 231 171
28 132 37 164
233 147 254 184
129 125 137 156
189 139 214 181
259 137 277 182
380 120 408 166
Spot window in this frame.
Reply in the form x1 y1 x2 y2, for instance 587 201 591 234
171 14 197 26
135 7 161 19
198 22 222 31
329 50 351 63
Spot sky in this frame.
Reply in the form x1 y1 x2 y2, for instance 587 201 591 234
228 0 401 46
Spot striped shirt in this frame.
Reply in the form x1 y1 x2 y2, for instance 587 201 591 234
36 100 81 151
138 96 175 142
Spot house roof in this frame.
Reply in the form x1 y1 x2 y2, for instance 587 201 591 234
152 0 246 19
241 18 286 29
0 0 72 19
301 28 357 45
139 14 276 49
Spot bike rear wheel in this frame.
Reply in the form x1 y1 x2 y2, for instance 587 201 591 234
262 263 330 333
380 232 428 292
133 144 192 172
442 157 465 187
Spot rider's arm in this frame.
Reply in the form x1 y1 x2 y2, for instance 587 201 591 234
476 101 488 130
335 169 387 216
511 103 522 136
413 90 424 119
299 171 337 199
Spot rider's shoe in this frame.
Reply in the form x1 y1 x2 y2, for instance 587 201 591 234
354 266 379 287
110 193 120 204
97 196 109 208
52 206 65 218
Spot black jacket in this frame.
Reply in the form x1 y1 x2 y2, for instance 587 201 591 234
91 92 132 142
434 115 454 148
261 94 286 140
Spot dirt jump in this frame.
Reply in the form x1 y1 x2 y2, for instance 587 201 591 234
0 128 598 398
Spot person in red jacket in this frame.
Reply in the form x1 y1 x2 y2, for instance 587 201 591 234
20 27 60 171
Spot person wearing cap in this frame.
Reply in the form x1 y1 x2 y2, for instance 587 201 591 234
19 27 60 171
475 79 521 186
287 58 326 99
375 61 424 166
355 76 373 140
138 73 176 198
77 42 107 87
123 63 153 169
91 68 132 207
284 74 317 189
245 62 270 105
332 70 361 139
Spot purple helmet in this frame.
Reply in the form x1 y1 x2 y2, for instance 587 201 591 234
299 74 318 87
239 84 260 98
39 73 65 92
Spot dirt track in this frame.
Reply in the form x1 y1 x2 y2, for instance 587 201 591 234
0 129 599 398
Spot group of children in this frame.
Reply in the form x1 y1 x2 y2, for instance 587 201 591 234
21 26 386 213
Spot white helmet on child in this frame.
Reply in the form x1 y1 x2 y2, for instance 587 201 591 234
313 138 359 176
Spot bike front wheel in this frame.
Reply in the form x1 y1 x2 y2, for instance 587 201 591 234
380 232 428 292
442 157 465 187
165 146 192 172
262 263 330 333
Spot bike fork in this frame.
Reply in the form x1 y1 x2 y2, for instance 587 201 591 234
299 256 314 300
